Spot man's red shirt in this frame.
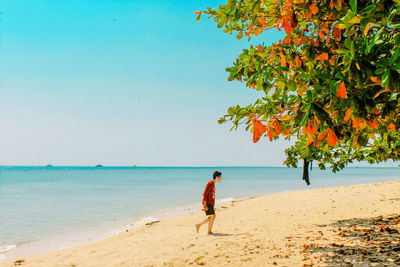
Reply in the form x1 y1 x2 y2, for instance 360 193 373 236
202 180 215 206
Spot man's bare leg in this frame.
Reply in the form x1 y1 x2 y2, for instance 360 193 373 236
207 214 216 234
195 217 210 233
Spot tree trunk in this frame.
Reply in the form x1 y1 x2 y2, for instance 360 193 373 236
302 159 310 185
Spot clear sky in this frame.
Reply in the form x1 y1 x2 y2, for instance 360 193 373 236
0 0 395 167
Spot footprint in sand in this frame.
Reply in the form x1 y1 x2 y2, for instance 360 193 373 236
14 259 25 266
187 244 196 249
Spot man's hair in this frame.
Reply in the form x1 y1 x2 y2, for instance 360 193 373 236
213 171 222 180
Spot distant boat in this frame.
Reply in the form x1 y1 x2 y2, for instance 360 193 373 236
46 164 53 167
95 164 103 167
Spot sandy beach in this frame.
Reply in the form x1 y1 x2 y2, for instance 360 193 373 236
2 179 400 266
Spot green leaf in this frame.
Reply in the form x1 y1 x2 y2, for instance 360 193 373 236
360 17 370 28
196 14 202 21
228 106 234 115
391 64 400 71
347 16 360 24
367 28 383 53
360 5 376 14
350 0 356 12
234 9 240 20
390 49 400 65
388 7 398 21
217 19 225 28
381 71 390 87
300 105 311 127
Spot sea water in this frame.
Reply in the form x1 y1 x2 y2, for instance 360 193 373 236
0 166 399 259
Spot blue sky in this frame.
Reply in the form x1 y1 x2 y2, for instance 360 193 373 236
0 0 395 167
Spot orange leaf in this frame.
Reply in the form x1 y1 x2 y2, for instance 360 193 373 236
387 123 396 131
326 36 331 44
306 121 317 135
332 27 342 41
314 116 321 125
309 3 319 15
282 21 292 35
369 133 376 140
371 77 381 85
194 11 201 14
319 30 324 40
317 129 329 141
317 52 328 62
364 23 371 36
251 83 255 89
327 129 338 146
344 108 352 122
369 119 378 129
336 81 347 98
295 55 302 68
273 120 281 135
306 134 313 146
258 18 266 25
329 55 336 65
251 115 261 122
353 119 361 129
253 120 267 143
313 138 319 148
280 52 287 67
372 109 380 115
354 136 360 148
283 129 290 136
282 37 291 45
267 128 274 141
337 0 343 10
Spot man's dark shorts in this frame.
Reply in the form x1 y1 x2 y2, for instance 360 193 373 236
205 204 215 216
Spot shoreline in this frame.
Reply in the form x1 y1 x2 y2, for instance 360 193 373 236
0 197 238 260
1 177 385 260
1 178 400 266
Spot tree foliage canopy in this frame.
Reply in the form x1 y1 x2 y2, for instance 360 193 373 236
197 0 400 184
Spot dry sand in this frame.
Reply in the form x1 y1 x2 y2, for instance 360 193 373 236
2 179 400 266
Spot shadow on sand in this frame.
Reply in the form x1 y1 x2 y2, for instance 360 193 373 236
209 232 241 237
309 214 400 266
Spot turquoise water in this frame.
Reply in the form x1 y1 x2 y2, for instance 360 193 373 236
0 166 399 258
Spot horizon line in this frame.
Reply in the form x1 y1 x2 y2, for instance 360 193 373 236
0 165 396 168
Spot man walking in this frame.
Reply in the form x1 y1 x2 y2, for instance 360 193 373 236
195 171 222 235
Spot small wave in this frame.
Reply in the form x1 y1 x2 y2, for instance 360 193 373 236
0 244 16 253
215 197 235 206
115 217 159 234
58 245 73 250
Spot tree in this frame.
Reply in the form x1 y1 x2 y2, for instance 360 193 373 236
197 0 400 184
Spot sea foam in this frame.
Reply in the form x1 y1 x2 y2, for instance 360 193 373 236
115 217 159 234
0 244 16 254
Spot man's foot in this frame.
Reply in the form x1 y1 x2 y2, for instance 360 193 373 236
207 232 214 235
195 224 200 233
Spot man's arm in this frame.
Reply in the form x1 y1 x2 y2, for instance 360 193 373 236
202 183 211 210
202 200 208 211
